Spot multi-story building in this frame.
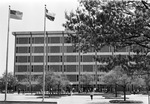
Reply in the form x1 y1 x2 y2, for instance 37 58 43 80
12 31 129 91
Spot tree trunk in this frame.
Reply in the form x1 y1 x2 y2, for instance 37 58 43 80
123 85 126 101
115 84 117 97
58 85 60 95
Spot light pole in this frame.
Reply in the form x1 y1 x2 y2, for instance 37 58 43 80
146 52 150 104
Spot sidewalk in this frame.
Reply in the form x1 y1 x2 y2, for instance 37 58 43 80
0 93 148 104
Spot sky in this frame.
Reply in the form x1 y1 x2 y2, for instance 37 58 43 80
0 0 79 77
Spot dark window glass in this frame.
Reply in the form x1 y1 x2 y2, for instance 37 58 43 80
17 65 27 72
28 56 30 62
50 65 61 72
50 46 60 53
80 56 83 62
65 65 76 72
33 56 43 62
66 56 76 62
49 56 60 62
17 38 29 44
33 37 44 44
16 47 29 53
16 56 28 63
48 37 51 43
67 75 76 82
33 65 43 72
83 55 93 62
67 46 74 53
28 47 30 53
50 37 60 43
33 47 44 53
83 65 93 72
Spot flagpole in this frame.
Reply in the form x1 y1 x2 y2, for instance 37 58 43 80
5 5 11 101
42 4 46 102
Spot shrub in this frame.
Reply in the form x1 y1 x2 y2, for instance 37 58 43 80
109 100 143 103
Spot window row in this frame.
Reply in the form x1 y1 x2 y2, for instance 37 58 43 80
16 46 129 53
15 55 96 63
16 74 102 82
15 55 130 63
16 46 76 53
15 65 104 73
16 37 73 44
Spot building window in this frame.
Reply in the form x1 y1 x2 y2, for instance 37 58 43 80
48 56 61 62
28 47 30 53
66 56 76 62
50 46 60 53
16 38 19 44
16 37 29 44
49 37 61 43
67 75 77 82
16 56 28 63
16 56 18 62
60 56 62 62
32 37 44 44
16 47 29 53
17 65 28 72
28 56 30 62
83 55 93 62
32 66 34 72
80 56 83 62
33 65 43 72
33 46 44 53
33 56 43 62
83 65 93 72
50 65 61 72
66 46 74 53
64 65 76 72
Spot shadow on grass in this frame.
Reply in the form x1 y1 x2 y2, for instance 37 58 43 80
36 96 61 99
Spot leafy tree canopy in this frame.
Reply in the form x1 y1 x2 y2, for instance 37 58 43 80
38 71 70 90
63 0 150 52
0 72 18 90
80 73 94 85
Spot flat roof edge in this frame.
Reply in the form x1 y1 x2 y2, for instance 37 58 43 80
12 31 75 36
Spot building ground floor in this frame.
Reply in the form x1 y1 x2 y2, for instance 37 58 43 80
15 82 142 95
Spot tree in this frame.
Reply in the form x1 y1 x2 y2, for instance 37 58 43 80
63 0 150 77
80 73 94 92
63 0 150 100
0 72 18 92
54 74 70 95
38 71 70 96
102 66 131 101
63 0 150 52
19 74 38 93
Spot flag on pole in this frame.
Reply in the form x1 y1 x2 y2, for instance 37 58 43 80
10 10 23 20
46 9 55 21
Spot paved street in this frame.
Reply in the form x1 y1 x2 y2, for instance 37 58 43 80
0 93 148 104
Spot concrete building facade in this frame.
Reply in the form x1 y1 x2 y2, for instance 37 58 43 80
13 31 129 91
